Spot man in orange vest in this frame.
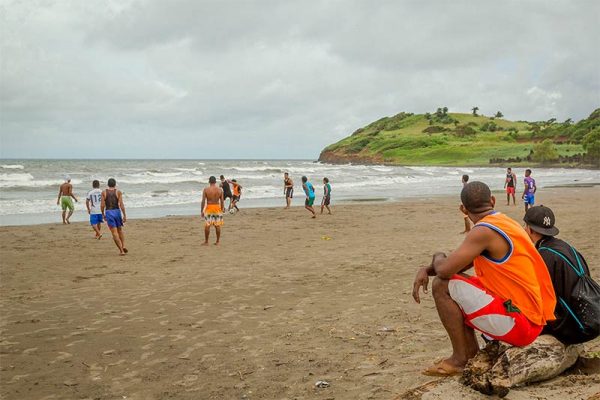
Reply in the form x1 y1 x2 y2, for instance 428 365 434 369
412 181 556 376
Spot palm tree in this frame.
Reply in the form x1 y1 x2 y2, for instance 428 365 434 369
471 107 479 116
495 111 504 118
442 107 448 116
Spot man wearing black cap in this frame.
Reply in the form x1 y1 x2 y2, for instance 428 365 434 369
523 205 594 344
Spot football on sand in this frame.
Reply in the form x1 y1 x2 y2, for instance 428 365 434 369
229 209 236 214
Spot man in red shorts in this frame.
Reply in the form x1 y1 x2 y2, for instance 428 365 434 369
412 181 556 376
504 167 517 205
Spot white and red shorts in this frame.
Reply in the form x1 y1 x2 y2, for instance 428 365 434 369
448 275 542 346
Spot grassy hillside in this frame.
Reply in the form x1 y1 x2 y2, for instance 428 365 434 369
319 109 599 167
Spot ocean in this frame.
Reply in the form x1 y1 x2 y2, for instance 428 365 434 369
1 159 599 226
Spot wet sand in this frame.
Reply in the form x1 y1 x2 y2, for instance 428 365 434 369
1 186 599 399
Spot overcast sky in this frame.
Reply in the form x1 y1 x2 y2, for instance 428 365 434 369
1 0 599 159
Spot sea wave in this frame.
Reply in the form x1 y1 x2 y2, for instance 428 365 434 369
0 173 83 188
1 164 25 169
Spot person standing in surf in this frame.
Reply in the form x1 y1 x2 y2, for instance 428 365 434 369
230 179 242 212
57 175 78 224
101 178 127 255
220 175 233 211
302 176 316 218
283 172 294 209
321 177 332 215
201 176 225 245
504 167 517 206
86 180 103 239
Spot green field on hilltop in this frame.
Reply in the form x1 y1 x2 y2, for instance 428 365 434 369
319 109 600 167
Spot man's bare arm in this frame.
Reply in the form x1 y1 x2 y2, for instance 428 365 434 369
57 186 63 204
432 227 491 279
101 191 106 216
201 189 206 216
86 198 91 214
118 191 126 222
220 191 224 212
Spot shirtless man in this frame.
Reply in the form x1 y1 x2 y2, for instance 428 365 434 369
56 175 78 224
201 176 225 245
412 182 555 376
101 178 127 255
283 172 294 209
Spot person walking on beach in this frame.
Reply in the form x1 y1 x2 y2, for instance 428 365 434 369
86 180 103 239
201 176 225 245
101 178 127 255
321 177 332 215
57 175 78 224
412 181 556 376
523 169 537 212
284 172 294 209
230 179 242 213
460 174 471 234
302 176 316 218
504 167 517 206
220 175 233 211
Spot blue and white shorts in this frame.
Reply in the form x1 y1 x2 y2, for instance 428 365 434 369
524 193 535 205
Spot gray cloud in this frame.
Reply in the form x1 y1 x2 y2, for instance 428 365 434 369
1 0 599 159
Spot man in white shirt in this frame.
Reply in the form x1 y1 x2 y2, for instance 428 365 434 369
86 180 104 239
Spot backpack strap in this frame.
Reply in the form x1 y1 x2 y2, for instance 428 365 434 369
538 246 584 277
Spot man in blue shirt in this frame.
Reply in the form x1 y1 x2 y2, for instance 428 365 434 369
302 176 316 218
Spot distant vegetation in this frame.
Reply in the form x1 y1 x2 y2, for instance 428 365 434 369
319 108 600 167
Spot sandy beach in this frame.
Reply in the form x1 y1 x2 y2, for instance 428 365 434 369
1 186 599 400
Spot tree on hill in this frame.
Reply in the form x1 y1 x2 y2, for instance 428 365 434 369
583 128 600 166
532 139 559 164
424 112 431 120
472 106 479 116
564 118 573 125
442 107 448 115
495 111 504 118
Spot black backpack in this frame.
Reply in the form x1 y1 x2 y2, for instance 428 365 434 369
539 245 600 344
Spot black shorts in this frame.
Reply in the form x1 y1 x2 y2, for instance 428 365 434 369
224 192 233 199
323 196 330 206
285 187 293 198
232 195 240 202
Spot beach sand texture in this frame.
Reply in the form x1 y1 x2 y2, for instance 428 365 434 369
1 187 599 400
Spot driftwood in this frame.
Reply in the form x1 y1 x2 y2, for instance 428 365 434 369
461 335 582 397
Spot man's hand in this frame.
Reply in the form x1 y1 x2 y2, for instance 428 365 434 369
201 212 205 218
56 200 60 205
123 215 127 223
412 266 430 304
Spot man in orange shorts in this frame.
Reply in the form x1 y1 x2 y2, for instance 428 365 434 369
201 176 225 245
412 181 556 376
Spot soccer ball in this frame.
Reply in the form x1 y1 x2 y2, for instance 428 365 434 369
229 209 236 215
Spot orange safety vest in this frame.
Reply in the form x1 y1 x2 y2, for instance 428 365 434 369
473 212 556 326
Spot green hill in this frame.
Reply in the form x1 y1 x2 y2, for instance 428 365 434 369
318 108 600 167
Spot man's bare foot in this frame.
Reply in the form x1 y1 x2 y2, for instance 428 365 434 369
460 230 467 234
422 358 464 377
312 215 316 219
214 242 220 246
123 248 128 254
328 212 332 215
98 234 103 240
201 242 209 246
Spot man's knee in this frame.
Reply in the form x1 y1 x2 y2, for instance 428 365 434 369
432 276 450 298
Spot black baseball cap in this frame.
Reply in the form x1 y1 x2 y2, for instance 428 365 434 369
523 205 559 236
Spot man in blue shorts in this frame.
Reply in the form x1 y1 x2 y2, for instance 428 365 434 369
523 169 537 212
86 180 104 239
101 178 127 255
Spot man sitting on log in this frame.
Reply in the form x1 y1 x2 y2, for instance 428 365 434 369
524 205 599 345
412 181 556 376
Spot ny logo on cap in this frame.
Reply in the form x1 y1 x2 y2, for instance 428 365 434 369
543 216 551 226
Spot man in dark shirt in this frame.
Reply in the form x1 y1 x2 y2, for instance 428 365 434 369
523 205 593 344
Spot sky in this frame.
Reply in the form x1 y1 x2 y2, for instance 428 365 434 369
1 0 599 159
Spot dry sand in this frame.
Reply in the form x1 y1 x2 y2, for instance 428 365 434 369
1 186 599 400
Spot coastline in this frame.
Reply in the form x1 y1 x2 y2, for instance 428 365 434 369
1 186 599 399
